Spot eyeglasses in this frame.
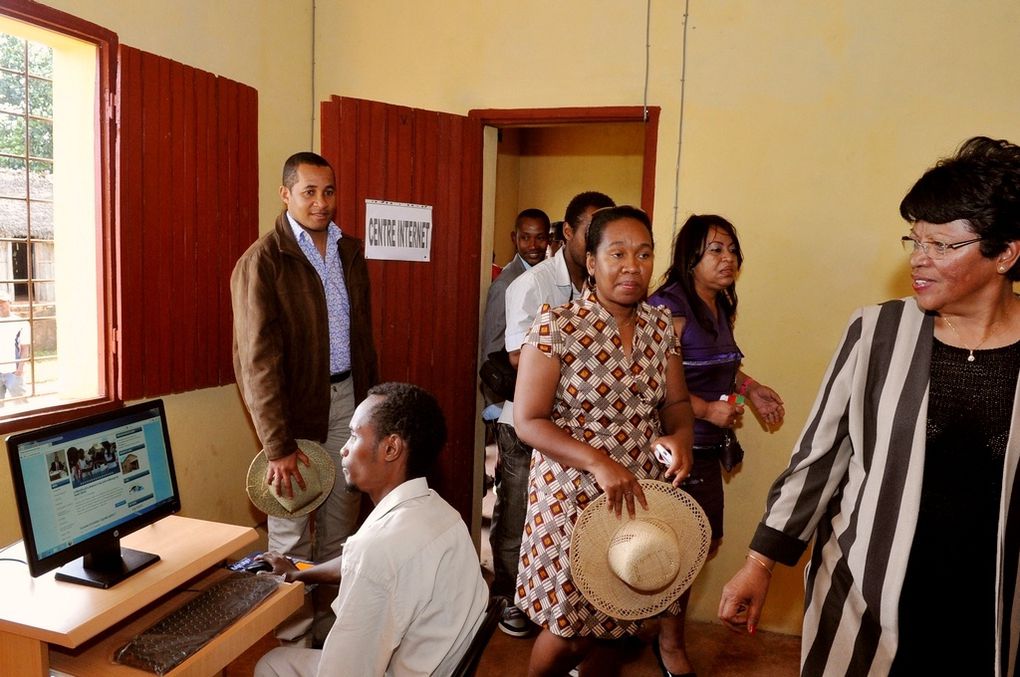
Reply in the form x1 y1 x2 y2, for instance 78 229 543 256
900 235 982 259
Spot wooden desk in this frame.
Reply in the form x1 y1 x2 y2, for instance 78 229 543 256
0 515 304 676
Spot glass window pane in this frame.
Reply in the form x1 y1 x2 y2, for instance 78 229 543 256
29 201 52 237
32 282 55 306
0 197 27 236
28 160 50 200
0 72 26 114
0 156 27 197
29 240 54 280
28 77 51 118
29 317 55 364
27 42 52 78
0 35 25 72
0 112 26 155
28 118 51 159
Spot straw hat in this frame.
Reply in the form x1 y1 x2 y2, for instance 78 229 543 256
570 479 711 620
245 440 335 518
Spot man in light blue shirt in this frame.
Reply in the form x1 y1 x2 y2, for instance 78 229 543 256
232 152 378 566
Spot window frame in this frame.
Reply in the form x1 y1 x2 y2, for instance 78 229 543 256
0 0 119 433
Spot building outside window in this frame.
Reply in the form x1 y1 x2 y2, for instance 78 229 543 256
0 20 102 418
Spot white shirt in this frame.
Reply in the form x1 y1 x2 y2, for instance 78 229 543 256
318 477 487 677
498 249 581 426
0 313 30 371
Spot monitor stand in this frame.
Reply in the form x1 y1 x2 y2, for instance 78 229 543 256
55 536 160 589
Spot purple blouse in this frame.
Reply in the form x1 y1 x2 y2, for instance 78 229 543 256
648 282 743 445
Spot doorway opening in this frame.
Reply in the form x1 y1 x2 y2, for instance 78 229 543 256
469 106 660 559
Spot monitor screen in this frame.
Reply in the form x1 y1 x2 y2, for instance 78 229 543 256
6 399 181 588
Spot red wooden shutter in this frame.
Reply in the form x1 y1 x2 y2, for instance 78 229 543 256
321 96 483 522
117 46 258 400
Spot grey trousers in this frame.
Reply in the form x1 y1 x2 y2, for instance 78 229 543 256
267 378 360 562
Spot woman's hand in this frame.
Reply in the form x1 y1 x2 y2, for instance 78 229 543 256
651 433 693 487
746 382 785 429
718 553 774 635
590 457 646 518
703 398 745 429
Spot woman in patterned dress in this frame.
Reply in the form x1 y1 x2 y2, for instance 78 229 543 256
514 205 697 676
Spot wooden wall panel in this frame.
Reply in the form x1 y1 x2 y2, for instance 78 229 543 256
320 96 483 522
117 45 258 400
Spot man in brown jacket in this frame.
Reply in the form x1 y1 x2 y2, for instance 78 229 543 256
232 152 378 567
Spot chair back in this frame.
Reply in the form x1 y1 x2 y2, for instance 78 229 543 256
451 596 509 677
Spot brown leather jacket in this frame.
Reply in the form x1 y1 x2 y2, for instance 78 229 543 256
231 211 378 460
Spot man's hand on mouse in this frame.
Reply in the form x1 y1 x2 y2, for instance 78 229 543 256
255 551 300 582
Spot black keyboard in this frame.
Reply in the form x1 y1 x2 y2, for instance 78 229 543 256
115 571 280 675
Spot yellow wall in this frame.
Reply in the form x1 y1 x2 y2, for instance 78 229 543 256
0 1 314 550
492 129 522 267
315 0 1020 635
5 0 1019 637
39 0 315 233
492 123 644 266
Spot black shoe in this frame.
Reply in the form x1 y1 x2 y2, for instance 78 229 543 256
498 605 534 638
652 638 696 677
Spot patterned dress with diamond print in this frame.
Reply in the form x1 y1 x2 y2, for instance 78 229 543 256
514 291 682 638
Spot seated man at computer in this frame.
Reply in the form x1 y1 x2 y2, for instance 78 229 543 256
254 382 488 677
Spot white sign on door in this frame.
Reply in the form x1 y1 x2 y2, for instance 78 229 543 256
364 200 433 262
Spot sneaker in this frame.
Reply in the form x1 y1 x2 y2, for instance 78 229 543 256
498 605 534 637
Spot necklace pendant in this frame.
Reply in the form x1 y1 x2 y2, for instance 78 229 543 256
967 351 976 362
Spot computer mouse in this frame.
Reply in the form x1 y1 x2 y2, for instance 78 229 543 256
244 559 273 574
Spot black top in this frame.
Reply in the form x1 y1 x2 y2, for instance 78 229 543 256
892 337 1020 675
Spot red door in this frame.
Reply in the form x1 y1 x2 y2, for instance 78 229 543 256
320 96 482 523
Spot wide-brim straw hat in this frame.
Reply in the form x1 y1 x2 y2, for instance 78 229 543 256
245 439 335 518
570 479 711 620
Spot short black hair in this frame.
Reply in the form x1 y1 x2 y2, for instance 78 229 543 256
900 136 1020 280
564 191 615 227
282 152 333 189
515 208 550 231
585 205 654 256
583 206 653 287
366 382 447 480
550 220 565 241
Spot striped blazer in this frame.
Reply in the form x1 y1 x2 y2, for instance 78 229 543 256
750 298 1020 676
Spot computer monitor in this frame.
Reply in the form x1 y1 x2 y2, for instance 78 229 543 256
6 399 181 588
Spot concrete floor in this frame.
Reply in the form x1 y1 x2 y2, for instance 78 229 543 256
225 442 802 676
473 441 800 676
477 621 800 676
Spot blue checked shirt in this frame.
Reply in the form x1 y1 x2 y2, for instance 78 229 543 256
287 213 352 374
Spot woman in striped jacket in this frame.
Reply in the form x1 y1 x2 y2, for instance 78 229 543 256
719 136 1020 676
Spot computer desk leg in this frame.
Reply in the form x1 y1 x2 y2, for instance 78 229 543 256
0 630 48 677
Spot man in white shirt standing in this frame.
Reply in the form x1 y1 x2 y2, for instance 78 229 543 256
494 191 614 636
0 290 31 405
254 382 488 677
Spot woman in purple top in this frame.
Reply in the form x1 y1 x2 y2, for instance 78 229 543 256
646 214 784 677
